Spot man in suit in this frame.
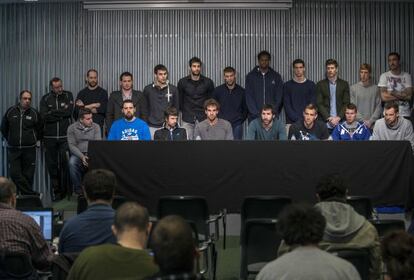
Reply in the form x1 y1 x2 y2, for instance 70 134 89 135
316 59 350 130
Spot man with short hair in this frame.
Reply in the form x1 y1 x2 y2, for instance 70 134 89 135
257 204 360 280
350 63 382 128
316 59 350 130
331 103 371 141
141 64 179 139
0 177 52 272
148 215 200 280
74 69 108 134
67 108 101 195
283 59 316 125
154 107 187 141
194 99 233 140
59 169 117 253
68 202 158 280
213 66 247 140
106 71 143 131
245 104 287 140
1 90 43 195
178 57 215 139
245 51 284 122
107 99 151 141
288 104 329 140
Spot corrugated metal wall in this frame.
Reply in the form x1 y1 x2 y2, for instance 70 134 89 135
1 1 413 201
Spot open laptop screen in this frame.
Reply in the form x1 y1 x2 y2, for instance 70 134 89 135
22 209 53 241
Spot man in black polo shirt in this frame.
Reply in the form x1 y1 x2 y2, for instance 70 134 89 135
178 57 215 139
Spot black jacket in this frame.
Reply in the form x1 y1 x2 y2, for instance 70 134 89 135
154 125 187 141
39 91 74 138
1 105 43 148
106 90 143 130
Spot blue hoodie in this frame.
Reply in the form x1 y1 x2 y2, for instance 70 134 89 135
331 121 371 141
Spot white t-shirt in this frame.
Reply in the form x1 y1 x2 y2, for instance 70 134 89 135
378 71 412 116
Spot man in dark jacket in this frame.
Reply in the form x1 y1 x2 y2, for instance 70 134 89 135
1 90 43 195
39 77 73 200
245 50 284 122
154 107 187 141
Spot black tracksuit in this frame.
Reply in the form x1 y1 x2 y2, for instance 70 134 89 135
154 125 187 141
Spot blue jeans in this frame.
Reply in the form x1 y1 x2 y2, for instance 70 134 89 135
68 155 87 194
232 123 243 140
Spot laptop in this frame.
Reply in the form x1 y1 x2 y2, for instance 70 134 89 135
22 208 53 241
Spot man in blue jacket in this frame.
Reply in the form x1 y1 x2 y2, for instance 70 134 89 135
331 103 371 141
245 51 283 122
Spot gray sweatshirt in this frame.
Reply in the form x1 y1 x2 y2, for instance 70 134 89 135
371 117 414 152
67 121 102 158
350 82 382 126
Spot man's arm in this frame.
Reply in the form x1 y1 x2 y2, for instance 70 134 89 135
0 111 9 141
225 122 234 140
277 121 287 140
67 126 83 159
273 74 284 115
245 74 259 119
50 92 74 119
316 82 330 121
369 89 383 125
39 95 60 123
338 81 350 119
245 121 256 140
140 88 150 123
106 95 115 130
28 220 53 270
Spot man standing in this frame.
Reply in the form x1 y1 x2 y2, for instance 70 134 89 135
178 57 215 139
331 103 371 141
67 108 101 195
141 64 179 139
316 59 350 130
74 69 108 135
106 71 142 131
245 50 283 122
283 59 316 126
154 107 187 141
245 104 287 140
194 99 233 140
213 66 247 140
1 90 43 195
40 77 73 200
350 63 382 128
288 104 329 140
107 99 151 141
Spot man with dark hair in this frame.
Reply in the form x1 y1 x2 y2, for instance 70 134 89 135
149 215 200 280
141 64 179 139
107 99 151 141
245 50 283 122
59 169 117 253
331 103 371 140
194 98 233 140
245 104 286 140
315 174 381 280
74 69 108 135
40 77 74 200
154 107 187 141
288 104 329 140
68 202 158 280
67 108 101 194
106 71 143 131
178 57 215 139
1 90 43 195
257 204 359 280
213 66 247 140
0 177 52 272
316 59 350 130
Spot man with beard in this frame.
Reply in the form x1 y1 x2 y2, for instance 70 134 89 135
194 99 233 140
74 69 108 135
154 107 187 141
178 57 215 139
288 104 329 140
213 66 247 140
331 103 371 141
245 104 286 140
107 99 150 141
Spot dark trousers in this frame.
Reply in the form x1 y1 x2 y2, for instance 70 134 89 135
43 138 69 196
8 147 36 195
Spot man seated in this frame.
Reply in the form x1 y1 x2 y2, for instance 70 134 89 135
288 104 329 140
245 104 287 140
68 202 158 280
331 103 371 141
257 204 360 280
0 177 52 272
194 99 233 140
154 107 187 141
59 169 116 253
148 215 202 280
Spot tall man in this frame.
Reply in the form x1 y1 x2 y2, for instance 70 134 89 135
141 64 179 139
245 104 287 140
331 103 371 141
40 77 73 200
288 104 329 140
178 57 215 140
316 59 350 130
106 71 143 131
1 90 43 195
350 63 382 128
245 50 283 122
74 69 108 135
154 107 187 141
213 66 247 140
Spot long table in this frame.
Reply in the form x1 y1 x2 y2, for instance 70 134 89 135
88 141 414 214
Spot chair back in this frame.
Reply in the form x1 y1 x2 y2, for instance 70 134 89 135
331 248 370 280
16 195 43 210
0 252 37 280
370 219 406 238
241 196 291 222
346 196 373 219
